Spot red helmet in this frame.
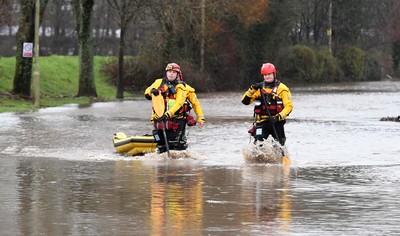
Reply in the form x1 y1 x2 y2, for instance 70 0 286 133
165 63 182 80
165 63 181 73
260 63 276 77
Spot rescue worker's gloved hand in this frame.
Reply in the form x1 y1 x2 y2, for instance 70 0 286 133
269 113 283 124
197 118 205 127
164 111 172 119
269 115 278 124
155 111 171 122
151 88 159 96
156 114 166 121
277 113 284 121
251 82 263 90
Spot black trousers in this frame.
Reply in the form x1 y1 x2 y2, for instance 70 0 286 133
153 119 187 153
254 120 286 145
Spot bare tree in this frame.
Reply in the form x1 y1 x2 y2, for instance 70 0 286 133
389 1 400 72
290 0 330 46
107 0 145 99
12 0 48 98
72 0 97 97
359 0 396 51
0 0 13 53
41 0 77 55
0 0 12 26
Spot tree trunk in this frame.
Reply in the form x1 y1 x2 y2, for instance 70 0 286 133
107 0 141 99
74 0 97 97
116 26 125 99
13 0 48 98
393 40 400 72
13 0 35 98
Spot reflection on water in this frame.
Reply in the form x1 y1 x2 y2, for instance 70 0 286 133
290 165 400 235
5 156 297 235
150 162 203 235
240 165 292 234
0 81 400 235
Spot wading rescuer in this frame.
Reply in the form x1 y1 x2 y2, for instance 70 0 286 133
241 63 293 146
144 63 205 153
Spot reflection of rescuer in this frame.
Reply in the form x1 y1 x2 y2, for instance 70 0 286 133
144 63 205 153
241 63 293 146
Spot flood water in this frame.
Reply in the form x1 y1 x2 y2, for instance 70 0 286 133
1 81 399 235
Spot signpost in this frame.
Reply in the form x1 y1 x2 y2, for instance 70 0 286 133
33 0 40 107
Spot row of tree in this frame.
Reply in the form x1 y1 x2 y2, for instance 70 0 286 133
1 0 399 99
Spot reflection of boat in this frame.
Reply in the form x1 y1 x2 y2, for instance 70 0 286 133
113 132 157 156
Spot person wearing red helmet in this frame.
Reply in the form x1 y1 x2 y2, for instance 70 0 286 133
144 63 205 153
241 63 293 146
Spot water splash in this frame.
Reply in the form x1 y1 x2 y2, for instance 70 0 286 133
143 150 200 160
242 138 290 164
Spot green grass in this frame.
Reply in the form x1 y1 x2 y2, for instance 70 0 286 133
0 56 15 91
0 56 136 113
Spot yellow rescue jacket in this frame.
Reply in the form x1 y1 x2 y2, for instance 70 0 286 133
186 84 205 122
145 78 204 122
241 82 293 123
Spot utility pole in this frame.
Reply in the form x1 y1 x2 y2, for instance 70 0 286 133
327 1 332 53
33 0 40 107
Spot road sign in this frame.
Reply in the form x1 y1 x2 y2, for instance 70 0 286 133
23 42 33 57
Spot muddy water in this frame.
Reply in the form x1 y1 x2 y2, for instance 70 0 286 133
1 81 400 235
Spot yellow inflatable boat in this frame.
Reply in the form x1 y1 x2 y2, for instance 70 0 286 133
113 132 157 156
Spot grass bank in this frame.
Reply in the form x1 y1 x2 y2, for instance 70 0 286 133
0 56 135 113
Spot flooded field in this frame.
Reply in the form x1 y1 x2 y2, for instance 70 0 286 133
1 81 399 235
